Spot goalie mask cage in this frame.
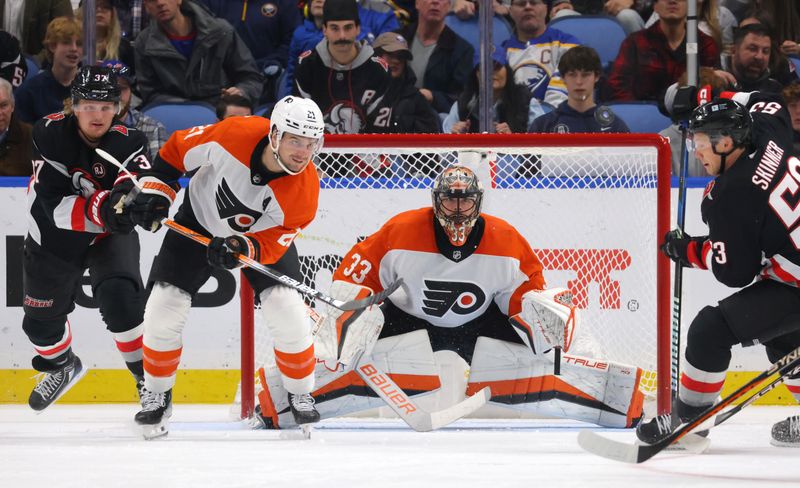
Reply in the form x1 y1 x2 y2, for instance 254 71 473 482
238 133 672 419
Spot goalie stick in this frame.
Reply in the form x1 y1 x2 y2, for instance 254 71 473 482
302 309 492 432
577 345 800 463
94 148 402 312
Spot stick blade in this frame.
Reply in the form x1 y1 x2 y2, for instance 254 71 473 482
428 386 491 431
337 278 404 311
577 430 644 463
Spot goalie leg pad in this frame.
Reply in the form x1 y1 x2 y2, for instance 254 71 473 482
467 337 643 428
258 330 440 428
142 282 192 393
259 285 315 394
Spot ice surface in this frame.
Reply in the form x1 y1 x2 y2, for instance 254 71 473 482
1 405 798 488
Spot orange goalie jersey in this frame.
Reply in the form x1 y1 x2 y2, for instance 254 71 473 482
332 207 546 327
153 116 319 265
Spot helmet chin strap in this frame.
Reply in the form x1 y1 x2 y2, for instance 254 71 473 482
710 138 738 176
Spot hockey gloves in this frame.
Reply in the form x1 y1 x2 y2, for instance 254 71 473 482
129 177 177 232
85 182 136 234
661 229 707 269
207 235 259 270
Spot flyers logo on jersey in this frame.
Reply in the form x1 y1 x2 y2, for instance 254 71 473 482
215 178 262 232
421 280 486 317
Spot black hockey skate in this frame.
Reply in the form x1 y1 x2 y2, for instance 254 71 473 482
636 400 710 446
771 415 800 447
28 351 87 412
289 392 319 438
135 388 172 440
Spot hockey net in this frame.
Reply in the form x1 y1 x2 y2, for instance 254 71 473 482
237 133 672 419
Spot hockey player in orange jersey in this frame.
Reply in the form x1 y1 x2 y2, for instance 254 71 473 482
256 166 645 430
125 95 325 438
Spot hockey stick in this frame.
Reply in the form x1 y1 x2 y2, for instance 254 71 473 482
94 148 402 312
353 353 492 432
577 345 800 463
671 123 690 408
163 219 402 312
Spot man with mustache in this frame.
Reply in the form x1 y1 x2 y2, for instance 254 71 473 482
293 0 391 136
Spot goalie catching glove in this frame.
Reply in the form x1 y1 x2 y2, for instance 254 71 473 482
315 280 384 367
510 287 579 355
207 235 260 269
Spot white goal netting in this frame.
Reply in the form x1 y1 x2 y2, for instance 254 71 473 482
238 133 671 418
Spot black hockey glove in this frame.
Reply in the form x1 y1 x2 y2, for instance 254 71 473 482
207 235 258 270
127 177 177 232
671 85 698 123
660 229 707 268
85 184 135 234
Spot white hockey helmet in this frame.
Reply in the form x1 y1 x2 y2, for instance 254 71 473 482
269 95 325 175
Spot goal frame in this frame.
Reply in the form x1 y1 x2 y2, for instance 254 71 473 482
239 133 673 419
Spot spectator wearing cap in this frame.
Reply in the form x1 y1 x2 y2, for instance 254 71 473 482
0 31 28 91
398 0 474 114
283 0 398 100
196 0 302 104
529 46 629 133
502 0 580 108
134 0 263 106
100 60 167 160
14 17 83 123
0 0 73 58
0 77 33 176
216 93 254 120
443 47 531 134
293 0 391 135
371 32 440 134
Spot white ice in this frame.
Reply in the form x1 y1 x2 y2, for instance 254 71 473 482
1 405 798 488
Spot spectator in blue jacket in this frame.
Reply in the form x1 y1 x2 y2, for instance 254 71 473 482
196 0 302 103
283 0 399 98
529 46 629 133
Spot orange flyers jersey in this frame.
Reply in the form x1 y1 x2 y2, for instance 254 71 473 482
156 116 319 264
332 207 546 328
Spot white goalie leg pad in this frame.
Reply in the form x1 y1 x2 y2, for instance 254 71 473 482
513 288 579 355
259 285 315 394
315 280 384 366
142 282 192 393
467 337 644 428
260 330 440 428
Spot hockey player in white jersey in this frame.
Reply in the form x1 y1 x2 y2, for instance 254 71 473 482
255 166 645 430
127 96 326 438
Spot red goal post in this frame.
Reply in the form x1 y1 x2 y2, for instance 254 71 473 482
239 133 672 419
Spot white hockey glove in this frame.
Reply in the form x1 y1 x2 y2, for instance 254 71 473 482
511 288 579 355
315 280 384 367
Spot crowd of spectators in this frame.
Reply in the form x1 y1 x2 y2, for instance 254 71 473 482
1 0 800 179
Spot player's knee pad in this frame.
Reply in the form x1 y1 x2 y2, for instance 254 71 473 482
468 337 643 427
259 330 440 428
685 305 738 372
259 285 312 352
95 277 144 333
142 282 191 349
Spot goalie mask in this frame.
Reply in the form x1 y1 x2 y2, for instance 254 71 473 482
269 95 325 175
432 166 484 246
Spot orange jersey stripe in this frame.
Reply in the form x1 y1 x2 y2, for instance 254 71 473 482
274 345 316 379
143 345 182 378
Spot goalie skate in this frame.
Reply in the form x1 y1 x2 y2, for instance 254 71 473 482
135 388 172 440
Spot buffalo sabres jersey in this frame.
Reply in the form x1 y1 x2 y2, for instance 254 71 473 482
332 208 546 328
151 116 319 265
502 29 580 106
293 40 390 134
691 91 800 289
28 112 151 262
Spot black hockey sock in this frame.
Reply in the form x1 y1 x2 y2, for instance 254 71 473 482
126 359 144 378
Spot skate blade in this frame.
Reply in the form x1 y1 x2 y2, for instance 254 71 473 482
141 419 169 440
278 424 313 440
770 439 800 448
